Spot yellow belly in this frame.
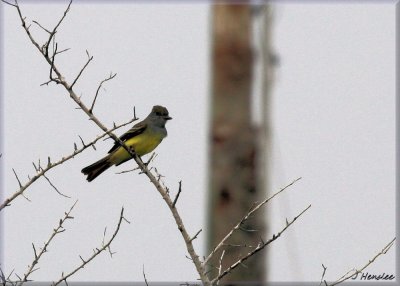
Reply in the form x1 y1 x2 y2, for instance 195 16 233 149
109 132 163 165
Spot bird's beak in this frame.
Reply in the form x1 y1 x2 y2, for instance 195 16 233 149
165 116 172 120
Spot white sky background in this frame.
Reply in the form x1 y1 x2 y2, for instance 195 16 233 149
1 1 396 283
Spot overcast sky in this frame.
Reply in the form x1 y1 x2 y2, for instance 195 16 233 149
1 1 396 283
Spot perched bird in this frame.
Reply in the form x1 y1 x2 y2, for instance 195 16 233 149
82 105 172 182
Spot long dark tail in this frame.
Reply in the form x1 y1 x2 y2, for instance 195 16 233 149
81 155 113 182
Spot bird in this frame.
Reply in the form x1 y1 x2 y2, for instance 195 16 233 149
82 105 172 182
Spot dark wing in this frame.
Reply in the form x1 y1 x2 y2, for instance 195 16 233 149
108 121 147 153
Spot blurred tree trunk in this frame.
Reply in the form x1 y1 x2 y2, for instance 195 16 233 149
207 4 271 283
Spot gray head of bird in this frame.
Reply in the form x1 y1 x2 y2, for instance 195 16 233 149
147 105 172 126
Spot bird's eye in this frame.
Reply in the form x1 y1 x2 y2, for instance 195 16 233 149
156 112 161 116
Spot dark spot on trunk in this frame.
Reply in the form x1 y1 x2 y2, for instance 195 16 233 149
220 188 230 203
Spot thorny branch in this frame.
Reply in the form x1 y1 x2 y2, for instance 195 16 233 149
44 0 72 57
216 250 225 285
0 117 137 211
51 207 128 286
0 267 17 286
16 201 78 286
211 204 312 284
203 177 302 267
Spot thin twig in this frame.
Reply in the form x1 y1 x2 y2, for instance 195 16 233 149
44 0 72 56
319 264 327 286
102 227 116 257
70 50 93 89
203 177 302 266
41 41 59 86
146 152 157 164
211 204 311 284
49 42 58 82
90 72 117 113
222 243 256 248
115 151 156 175
55 47 70 55
32 20 51 34
42 173 71 199
0 0 17 8
6 268 15 284
12 168 22 188
216 250 225 285
189 229 202 242
172 181 182 208
51 207 126 286
115 167 139 174
143 265 149 286
0 266 7 285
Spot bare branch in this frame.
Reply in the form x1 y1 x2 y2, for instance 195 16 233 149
0 117 137 211
90 72 117 113
101 227 116 257
211 204 311 284
2 0 72 86
0 268 31 286
204 177 302 266
9 0 50 55
324 237 396 286
18 201 78 286
51 207 127 286
49 43 58 82
44 0 72 56
41 42 59 86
